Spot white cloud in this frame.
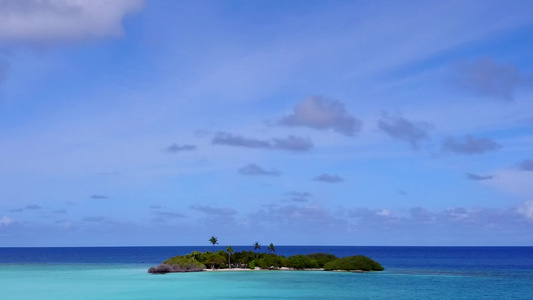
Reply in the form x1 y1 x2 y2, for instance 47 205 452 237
0 216 13 226
485 169 533 198
0 0 143 44
278 96 362 136
516 201 533 220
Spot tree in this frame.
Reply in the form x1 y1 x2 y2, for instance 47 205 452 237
226 246 234 268
254 242 261 251
267 243 275 253
209 236 218 247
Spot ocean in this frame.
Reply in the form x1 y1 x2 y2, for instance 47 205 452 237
0 246 532 299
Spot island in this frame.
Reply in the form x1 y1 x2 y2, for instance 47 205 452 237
148 250 384 274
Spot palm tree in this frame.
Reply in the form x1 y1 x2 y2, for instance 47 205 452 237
254 242 261 251
226 246 234 268
209 236 218 247
267 243 275 253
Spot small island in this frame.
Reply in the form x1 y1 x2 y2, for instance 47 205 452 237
148 239 384 274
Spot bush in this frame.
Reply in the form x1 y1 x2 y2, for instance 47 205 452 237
203 252 226 269
323 255 384 271
306 253 338 268
288 255 319 269
249 260 256 269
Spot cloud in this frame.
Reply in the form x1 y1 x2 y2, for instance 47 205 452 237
453 58 532 101
519 160 533 171
278 96 362 136
52 209 67 214
238 164 280 177
442 135 501 155
25 204 42 210
313 174 344 183
286 191 312 203
90 194 108 200
212 132 313 152
0 216 13 226
149 205 162 209
153 211 185 219
9 204 43 212
251 204 338 226
212 132 271 149
190 205 237 216
272 136 313 152
516 201 533 220
409 207 436 222
377 114 431 150
466 173 493 181
164 143 197 153
0 0 143 44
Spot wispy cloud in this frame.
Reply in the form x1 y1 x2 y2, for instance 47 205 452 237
164 143 197 153
212 132 313 152
466 173 493 181
25 204 42 210
190 205 237 216
0 216 13 226
0 0 143 44
251 204 338 225
286 191 312 202
238 164 280 177
153 211 185 218
378 114 431 150
452 58 532 101
212 132 271 149
278 96 362 136
442 135 501 155
272 136 313 152
518 159 533 171
313 174 343 183
10 205 42 212
90 194 109 200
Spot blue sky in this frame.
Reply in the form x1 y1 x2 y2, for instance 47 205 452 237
1 0 532 246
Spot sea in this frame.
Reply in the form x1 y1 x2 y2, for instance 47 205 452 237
0 246 532 299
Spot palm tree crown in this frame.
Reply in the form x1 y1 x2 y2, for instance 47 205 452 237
267 243 275 253
254 242 261 251
209 236 218 247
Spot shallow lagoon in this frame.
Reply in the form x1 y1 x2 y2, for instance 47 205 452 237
1 264 532 299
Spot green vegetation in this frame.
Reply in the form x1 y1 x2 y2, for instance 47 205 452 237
148 251 383 273
306 253 338 268
148 238 383 274
226 246 234 268
148 256 205 274
323 255 385 271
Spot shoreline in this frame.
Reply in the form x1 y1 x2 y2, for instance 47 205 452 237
202 267 325 272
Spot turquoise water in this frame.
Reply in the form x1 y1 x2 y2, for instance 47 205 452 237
1 247 532 299
1 264 531 299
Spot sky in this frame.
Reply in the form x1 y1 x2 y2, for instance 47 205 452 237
0 0 532 247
